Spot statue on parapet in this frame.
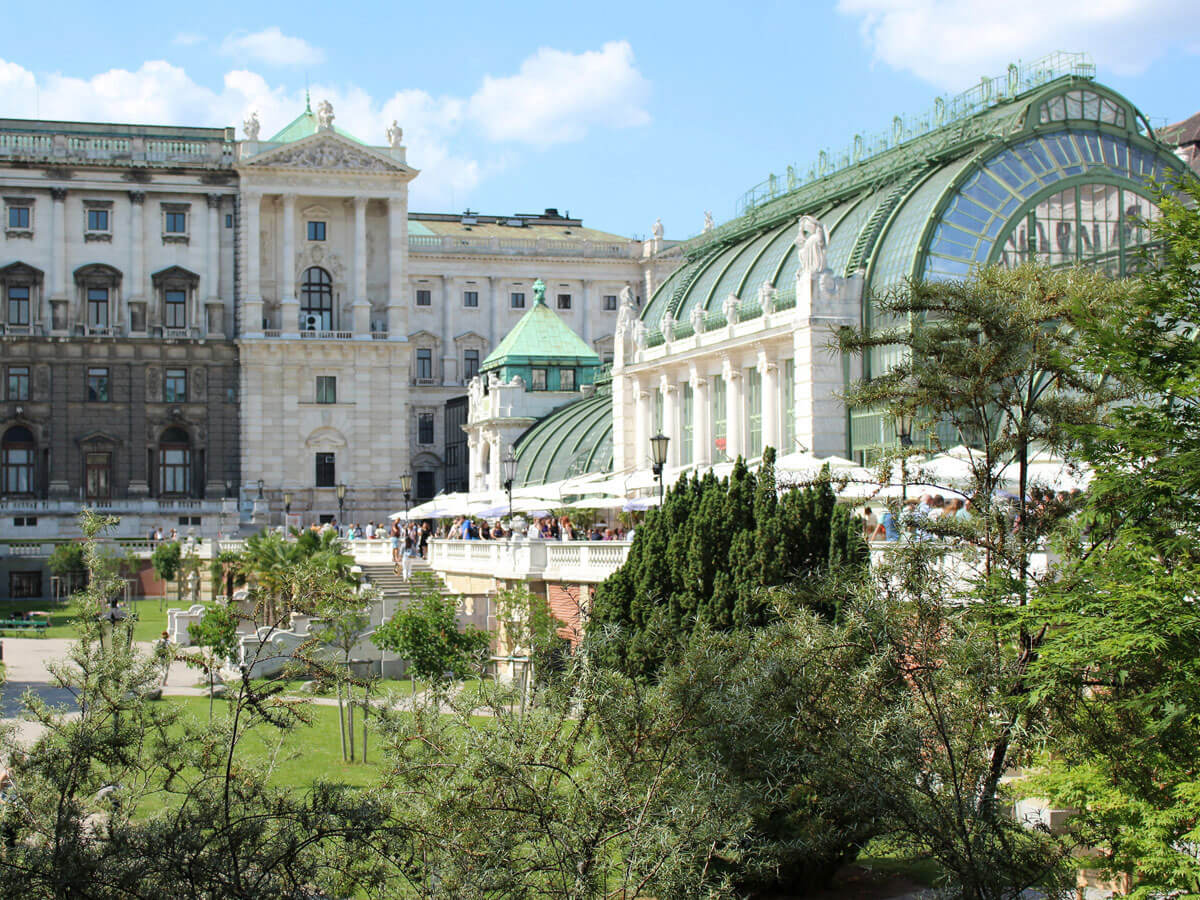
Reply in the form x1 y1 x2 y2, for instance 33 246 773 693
532 278 547 306
316 99 335 130
795 215 828 274
703 211 715 233
387 120 403 148
690 304 705 335
615 286 637 335
652 218 664 241
243 112 260 141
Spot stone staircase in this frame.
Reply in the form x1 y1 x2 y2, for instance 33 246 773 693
359 558 434 609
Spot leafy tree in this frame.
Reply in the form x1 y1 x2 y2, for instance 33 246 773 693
1026 177 1200 892
187 601 240 719
492 583 567 691
150 539 183 609
371 572 490 682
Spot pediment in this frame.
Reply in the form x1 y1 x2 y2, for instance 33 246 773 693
453 330 488 345
243 133 410 175
408 329 442 345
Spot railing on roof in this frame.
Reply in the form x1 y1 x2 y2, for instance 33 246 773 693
408 233 639 259
0 128 233 166
736 52 1096 217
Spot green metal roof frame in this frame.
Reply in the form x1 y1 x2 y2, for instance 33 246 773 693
480 299 601 373
511 386 614 487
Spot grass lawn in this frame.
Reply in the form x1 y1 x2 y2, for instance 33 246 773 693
0 599 169 642
856 839 944 887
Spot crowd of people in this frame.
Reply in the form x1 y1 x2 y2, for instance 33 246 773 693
862 486 1084 542
440 514 633 544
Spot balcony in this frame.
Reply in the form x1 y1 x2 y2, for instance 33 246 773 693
428 538 633 584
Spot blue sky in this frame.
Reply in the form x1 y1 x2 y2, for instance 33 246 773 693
4 0 1199 239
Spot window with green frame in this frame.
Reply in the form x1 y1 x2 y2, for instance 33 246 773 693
680 383 693 464
782 358 795 452
746 367 762 458
711 374 726 462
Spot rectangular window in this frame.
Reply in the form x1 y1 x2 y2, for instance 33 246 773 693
164 211 187 234
746 367 762 458
711 374 727 462
416 471 436 499
316 375 337 404
85 452 111 500
307 221 326 241
87 208 109 232
510 292 525 309
559 368 575 391
531 368 547 391
159 444 191 495
416 349 433 380
8 207 30 229
87 287 109 328
463 349 480 381
315 452 336 487
9 572 42 600
782 358 795 453
7 367 29 401
7 285 29 326
463 290 479 308
225 214 233 228
557 293 571 310
87 367 109 402
418 413 435 445
416 289 432 307
13 517 37 527
164 368 187 403
603 294 618 311
681 382 693 465
164 289 187 329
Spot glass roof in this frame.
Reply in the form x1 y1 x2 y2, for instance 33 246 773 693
512 386 614 487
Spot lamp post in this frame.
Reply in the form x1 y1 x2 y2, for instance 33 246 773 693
650 433 669 506
894 407 914 502
336 482 347 524
502 447 517 523
256 479 264 499
283 491 292 526
400 472 412 524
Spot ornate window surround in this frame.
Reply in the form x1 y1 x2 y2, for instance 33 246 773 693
161 201 191 245
82 199 113 242
73 263 122 335
151 265 200 336
0 262 44 332
4 196 34 240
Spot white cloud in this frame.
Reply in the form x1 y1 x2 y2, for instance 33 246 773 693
0 41 650 208
468 40 650 144
837 0 1200 89
220 27 325 67
172 32 205 47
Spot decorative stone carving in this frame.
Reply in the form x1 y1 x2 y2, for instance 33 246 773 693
243 112 260 141
795 215 828 274
703 211 715 233
387 120 403 148
193 367 207 401
488 372 502 390
633 320 647 349
251 140 396 173
723 293 740 326
296 244 346 282
316 100 335 131
32 365 50 399
652 218 664 240
758 281 777 313
128 191 145 205
690 304 705 335
532 278 547 306
615 289 637 336
508 375 525 390
660 311 675 344
145 366 162 403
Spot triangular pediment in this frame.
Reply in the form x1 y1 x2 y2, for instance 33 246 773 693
242 132 412 176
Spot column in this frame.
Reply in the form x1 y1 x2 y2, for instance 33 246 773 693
487 275 499 348
660 374 678 467
633 378 648 471
48 188 67 329
579 279 591 345
242 191 263 335
128 191 145 304
440 275 454 385
352 196 370 335
387 195 408 339
279 194 300 335
205 194 221 334
723 356 743 461
759 348 780 455
691 365 711 468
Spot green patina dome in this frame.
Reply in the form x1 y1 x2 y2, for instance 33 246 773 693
481 278 601 385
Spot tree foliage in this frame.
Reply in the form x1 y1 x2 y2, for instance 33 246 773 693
371 572 490 681
590 446 867 678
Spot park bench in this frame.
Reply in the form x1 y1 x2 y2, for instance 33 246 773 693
0 617 49 633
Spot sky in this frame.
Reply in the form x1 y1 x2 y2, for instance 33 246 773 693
3 0 1199 239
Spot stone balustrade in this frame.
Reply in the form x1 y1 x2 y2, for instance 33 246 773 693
0 124 234 167
427 538 634 584
408 233 639 259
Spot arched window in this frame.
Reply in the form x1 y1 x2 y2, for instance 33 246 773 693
1 426 35 495
301 267 333 331
158 426 191 496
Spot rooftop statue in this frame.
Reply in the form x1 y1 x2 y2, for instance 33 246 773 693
387 120 403 148
652 217 664 240
795 215 828 274
690 304 705 335
615 286 637 334
243 111 260 141
703 211 715 233
316 99 335 130
532 278 547 306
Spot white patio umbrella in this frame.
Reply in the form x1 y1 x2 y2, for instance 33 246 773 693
566 496 628 510
396 492 473 519
623 496 661 511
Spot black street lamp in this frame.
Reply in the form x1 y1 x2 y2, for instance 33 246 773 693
400 472 412 523
336 482 347 523
649 433 669 505
283 491 292 524
502 447 518 522
256 479 264 499
894 407 914 502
